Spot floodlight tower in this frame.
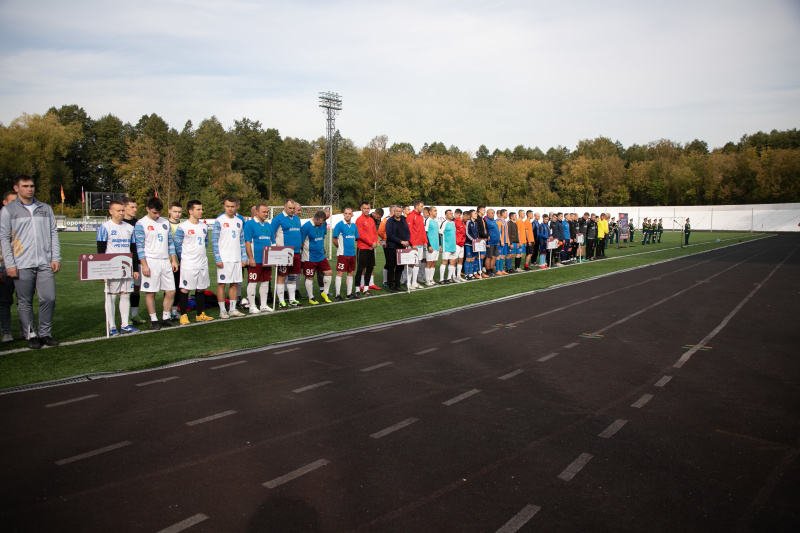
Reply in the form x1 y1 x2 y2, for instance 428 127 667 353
319 91 342 208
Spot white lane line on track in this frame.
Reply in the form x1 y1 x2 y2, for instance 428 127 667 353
564 342 579 349
416 348 438 355
654 375 672 387
56 441 132 466
210 360 246 370
360 362 394 372
451 337 471 344
263 459 329 489
275 348 300 354
558 452 593 481
292 381 333 393
185 410 237 426
495 504 542 533
498 369 524 380
136 376 179 387
537 353 558 362
157 513 209 533
482 329 499 334
442 389 481 406
370 418 419 439
599 419 628 439
631 394 654 408
45 394 98 407
324 336 353 343
673 245 796 369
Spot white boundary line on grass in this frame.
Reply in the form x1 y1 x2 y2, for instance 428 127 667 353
0 233 774 394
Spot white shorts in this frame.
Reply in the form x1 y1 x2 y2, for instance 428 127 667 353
217 261 243 284
425 249 439 262
141 259 175 293
455 245 464 259
441 251 457 261
106 277 135 294
180 267 210 291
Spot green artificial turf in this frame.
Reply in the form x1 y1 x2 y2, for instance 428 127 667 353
0 230 769 389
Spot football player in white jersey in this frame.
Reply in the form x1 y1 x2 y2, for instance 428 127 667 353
96 199 138 335
173 200 214 324
133 197 179 330
212 196 247 318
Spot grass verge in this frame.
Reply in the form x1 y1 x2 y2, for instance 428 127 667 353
0 231 769 390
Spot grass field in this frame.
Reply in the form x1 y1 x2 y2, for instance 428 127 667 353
0 230 769 390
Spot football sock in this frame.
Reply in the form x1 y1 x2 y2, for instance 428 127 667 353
287 283 296 302
457 263 462 278
195 291 206 314
370 274 375 286
219 302 226 312
277 283 285 303
229 299 237 312
335 276 342 296
247 282 257 306
305 278 314 299
106 293 117 330
178 291 189 314
346 276 353 295
119 293 130 327
439 264 446 282
162 311 171 320
130 292 140 316
171 305 178 315
237 283 242 299
322 275 332 294
149 313 157 321
411 266 419 285
259 283 269 306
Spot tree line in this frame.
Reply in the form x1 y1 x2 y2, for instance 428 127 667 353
1 104 798 216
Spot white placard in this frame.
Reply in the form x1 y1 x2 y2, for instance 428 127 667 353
577 233 585 244
79 254 132 281
263 246 294 266
472 239 487 253
397 248 419 266
546 237 560 250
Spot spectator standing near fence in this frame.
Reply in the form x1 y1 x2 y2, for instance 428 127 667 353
684 218 691 245
0 175 61 349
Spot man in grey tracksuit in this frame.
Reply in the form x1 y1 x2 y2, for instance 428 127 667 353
0 174 61 349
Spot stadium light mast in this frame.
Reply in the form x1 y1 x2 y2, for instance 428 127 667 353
319 91 342 208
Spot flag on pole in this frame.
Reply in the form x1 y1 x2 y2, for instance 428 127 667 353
155 189 159 198
60 185 65 202
81 186 84 203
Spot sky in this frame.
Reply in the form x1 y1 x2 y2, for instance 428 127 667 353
1 0 799 153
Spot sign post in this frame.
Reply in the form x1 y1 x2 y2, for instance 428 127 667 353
546 237 559 267
472 239 486 280
397 248 419 293
576 233 585 262
263 246 294 311
618 213 629 248
79 253 133 338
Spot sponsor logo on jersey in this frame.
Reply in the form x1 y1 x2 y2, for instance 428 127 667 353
236 222 241 228
188 229 195 235
162 224 168 230
148 226 155 231
223 223 230 228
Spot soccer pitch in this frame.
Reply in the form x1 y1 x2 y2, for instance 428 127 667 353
0 230 769 389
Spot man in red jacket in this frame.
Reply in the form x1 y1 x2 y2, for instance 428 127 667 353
406 199 426 290
454 208 466 280
355 201 378 297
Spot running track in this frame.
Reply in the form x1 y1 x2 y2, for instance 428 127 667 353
0 234 797 532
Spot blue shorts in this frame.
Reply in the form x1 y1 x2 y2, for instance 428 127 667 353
499 245 508 256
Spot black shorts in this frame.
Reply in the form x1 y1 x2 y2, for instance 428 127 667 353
356 248 375 270
485 245 499 258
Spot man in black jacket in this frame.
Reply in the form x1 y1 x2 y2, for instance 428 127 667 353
384 206 410 291
585 214 598 261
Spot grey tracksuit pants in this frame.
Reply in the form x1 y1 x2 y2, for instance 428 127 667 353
14 265 56 339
